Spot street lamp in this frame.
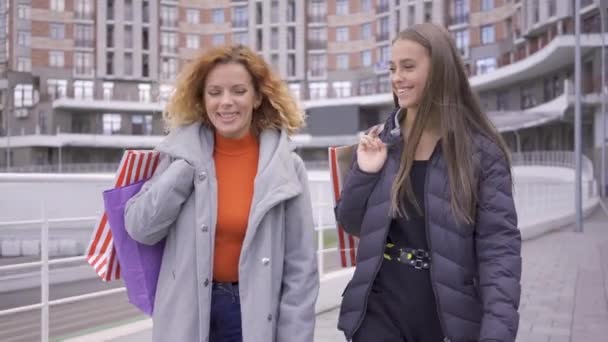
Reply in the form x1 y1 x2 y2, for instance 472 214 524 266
575 0 583 232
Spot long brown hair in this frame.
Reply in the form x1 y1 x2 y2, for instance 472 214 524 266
164 44 305 135
390 23 511 224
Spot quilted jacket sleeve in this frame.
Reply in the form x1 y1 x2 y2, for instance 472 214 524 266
334 152 381 237
475 147 522 342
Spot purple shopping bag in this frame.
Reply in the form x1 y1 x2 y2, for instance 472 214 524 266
103 180 165 316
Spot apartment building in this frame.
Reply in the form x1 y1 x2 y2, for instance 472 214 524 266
0 0 606 176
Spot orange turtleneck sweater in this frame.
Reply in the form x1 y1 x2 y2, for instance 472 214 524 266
212 131 259 282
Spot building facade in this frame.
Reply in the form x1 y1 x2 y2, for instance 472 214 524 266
0 0 607 178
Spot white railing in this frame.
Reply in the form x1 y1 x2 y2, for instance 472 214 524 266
0 150 600 342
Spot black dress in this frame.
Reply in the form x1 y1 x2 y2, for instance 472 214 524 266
354 160 444 342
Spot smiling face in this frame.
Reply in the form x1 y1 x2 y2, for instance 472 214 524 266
389 39 431 113
203 62 261 139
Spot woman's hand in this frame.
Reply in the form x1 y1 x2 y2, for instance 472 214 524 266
356 126 388 173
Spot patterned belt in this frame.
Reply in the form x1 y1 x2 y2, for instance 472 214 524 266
383 243 431 270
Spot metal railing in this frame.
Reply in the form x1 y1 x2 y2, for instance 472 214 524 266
0 151 600 341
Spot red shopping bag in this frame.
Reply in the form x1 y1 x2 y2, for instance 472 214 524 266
86 150 160 281
328 145 358 268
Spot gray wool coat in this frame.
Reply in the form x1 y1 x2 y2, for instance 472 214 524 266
124 122 319 342
336 109 522 342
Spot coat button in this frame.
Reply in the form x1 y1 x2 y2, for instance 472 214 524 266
267 314 272 321
201 225 208 233
198 171 207 181
203 278 209 287
262 257 270 265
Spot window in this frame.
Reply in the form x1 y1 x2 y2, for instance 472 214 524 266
14 84 34 107
50 23 65 39
49 51 65 67
271 28 279 49
142 0 150 23
496 92 508 111
213 34 225 46
336 0 349 15
548 0 556 17
481 0 493 11
361 50 372 67
74 52 93 76
187 35 199 49
103 82 114 100
131 115 153 135
287 54 296 77
476 57 496 75
107 0 114 20
361 0 372 12
142 28 149 50
453 30 469 57
142 54 149 77
18 4 30 19
107 25 114 47
333 81 351 98
309 54 327 77
309 82 328 100
74 80 94 100
161 32 177 53
213 9 224 24
233 32 248 46
103 114 122 135
75 24 94 47
379 45 390 64
46 79 67 100
74 52 94 76
336 27 349 42
186 9 199 24
289 83 301 100
75 0 93 20
17 31 30 46
17 57 31 72
288 27 295 50
481 25 495 44
161 58 178 80
309 27 327 43
378 17 389 40
161 6 178 26
138 84 151 102
424 2 432 22
378 75 390 92
358 78 375 95
125 0 133 20
106 52 114 74
50 0 64 11
233 6 248 27
159 84 173 101
124 26 133 48
337 54 349 69
287 0 296 22
124 53 133 75
361 23 372 40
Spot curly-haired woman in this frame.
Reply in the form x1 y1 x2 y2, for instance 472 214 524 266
125 45 319 342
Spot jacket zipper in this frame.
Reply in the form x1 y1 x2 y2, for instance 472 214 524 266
424 148 449 340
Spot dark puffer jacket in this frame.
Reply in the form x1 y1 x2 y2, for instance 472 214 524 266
336 109 522 342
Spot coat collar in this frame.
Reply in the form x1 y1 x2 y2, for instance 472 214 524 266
155 122 302 246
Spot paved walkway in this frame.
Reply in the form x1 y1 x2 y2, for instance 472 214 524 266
314 206 608 342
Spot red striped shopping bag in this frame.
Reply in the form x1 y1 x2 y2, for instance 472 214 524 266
328 145 358 268
86 150 160 281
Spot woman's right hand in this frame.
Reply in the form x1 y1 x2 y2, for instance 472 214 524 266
356 126 387 173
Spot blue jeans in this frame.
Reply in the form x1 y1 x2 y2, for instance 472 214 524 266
210 282 242 342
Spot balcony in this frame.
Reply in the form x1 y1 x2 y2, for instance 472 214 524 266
52 95 164 113
74 11 94 20
232 19 248 28
376 1 389 13
449 13 469 26
160 19 178 28
307 40 327 50
376 32 390 42
74 40 94 48
308 13 327 24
